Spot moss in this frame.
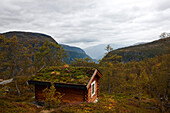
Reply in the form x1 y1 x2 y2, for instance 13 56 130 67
30 66 95 85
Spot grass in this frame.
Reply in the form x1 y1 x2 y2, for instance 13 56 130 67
30 66 96 85
0 99 39 113
0 91 162 113
49 93 160 113
0 76 164 113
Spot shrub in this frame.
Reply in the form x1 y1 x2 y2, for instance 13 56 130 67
43 84 63 108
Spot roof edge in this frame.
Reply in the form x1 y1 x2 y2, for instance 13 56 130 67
28 80 87 90
86 69 102 89
96 69 102 78
86 69 97 89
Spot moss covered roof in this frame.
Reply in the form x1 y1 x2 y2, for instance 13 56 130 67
30 66 96 85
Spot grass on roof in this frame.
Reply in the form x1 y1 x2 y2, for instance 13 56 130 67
30 66 96 85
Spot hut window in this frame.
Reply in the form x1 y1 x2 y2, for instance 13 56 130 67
91 81 95 98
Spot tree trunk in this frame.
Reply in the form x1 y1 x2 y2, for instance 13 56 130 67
164 73 170 111
108 73 110 93
15 79 21 96
12 70 21 96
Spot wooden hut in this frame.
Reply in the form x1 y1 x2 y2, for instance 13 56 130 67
28 66 102 103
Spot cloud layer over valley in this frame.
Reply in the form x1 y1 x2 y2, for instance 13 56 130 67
0 0 170 48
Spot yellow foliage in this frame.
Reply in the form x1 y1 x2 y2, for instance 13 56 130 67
56 72 60 75
156 63 161 67
64 64 69 68
42 84 64 107
51 71 56 75
70 79 74 82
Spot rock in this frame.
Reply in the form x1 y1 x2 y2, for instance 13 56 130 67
0 78 13 85
134 96 139 100
146 107 157 109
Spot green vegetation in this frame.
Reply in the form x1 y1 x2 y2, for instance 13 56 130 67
43 84 63 108
103 37 170 62
30 66 95 85
71 57 97 68
0 35 65 96
0 35 65 79
98 44 170 112
0 76 40 113
61 44 91 64
0 82 161 113
49 93 160 113
0 34 169 112
0 100 38 113
1 31 91 64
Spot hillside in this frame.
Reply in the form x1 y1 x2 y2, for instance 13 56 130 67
104 37 170 62
1 31 90 63
1 31 57 45
61 44 91 63
0 32 169 112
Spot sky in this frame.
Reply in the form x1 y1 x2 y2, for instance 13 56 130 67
0 0 170 48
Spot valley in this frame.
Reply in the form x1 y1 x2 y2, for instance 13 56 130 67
0 32 169 113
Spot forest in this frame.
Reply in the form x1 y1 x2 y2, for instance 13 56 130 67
0 35 170 113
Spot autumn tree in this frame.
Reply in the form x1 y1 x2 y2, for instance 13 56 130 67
160 32 170 39
105 44 113 53
0 36 26 95
34 40 65 72
71 57 97 68
0 35 6 78
99 45 122 93
43 84 63 107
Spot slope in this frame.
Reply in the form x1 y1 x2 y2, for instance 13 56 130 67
61 44 91 63
104 37 170 63
1 31 90 63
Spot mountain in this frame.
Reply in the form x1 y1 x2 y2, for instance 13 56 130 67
84 44 125 60
103 37 170 63
61 44 91 63
1 31 57 45
1 31 90 64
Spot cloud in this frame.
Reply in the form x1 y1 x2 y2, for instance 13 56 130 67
0 0 170 48
154 0 170 11
63 38 97 43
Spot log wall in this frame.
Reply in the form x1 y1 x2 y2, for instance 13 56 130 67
87 75 99 103
35 85 85 103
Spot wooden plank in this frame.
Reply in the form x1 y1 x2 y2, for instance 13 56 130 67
55 87 84 103
86 69 97 89
97 71 102 78
97 78 99 98
35 85 85 103
35 85 47 101
85 90 88 102
87 76 98 103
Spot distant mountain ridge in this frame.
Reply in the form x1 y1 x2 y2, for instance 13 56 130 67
104 37 170 63
61 44 86 54
84 44 125 60
1 31 90 64
61 44 91 63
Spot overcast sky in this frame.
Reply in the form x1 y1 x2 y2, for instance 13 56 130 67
0 0 170 48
